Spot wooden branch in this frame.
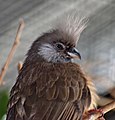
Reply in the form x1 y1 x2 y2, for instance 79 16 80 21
17 61 23 73
83 101 115 120
0 19 25 85
97 96 114 106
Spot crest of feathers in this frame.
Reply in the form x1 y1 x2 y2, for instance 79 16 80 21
54 12 88 44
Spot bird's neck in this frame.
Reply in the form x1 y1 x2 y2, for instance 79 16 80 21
25 54 74 66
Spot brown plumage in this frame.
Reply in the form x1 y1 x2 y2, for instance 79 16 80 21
6 14 97 120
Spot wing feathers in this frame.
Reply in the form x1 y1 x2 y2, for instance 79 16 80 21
46 85 57 100
59 87 70 101
7 63 92 120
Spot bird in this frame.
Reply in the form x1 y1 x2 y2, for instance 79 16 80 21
6 14 98 120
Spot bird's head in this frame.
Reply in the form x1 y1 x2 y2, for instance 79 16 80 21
27 14 88 63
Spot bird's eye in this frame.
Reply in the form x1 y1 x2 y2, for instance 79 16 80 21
55 42 65 50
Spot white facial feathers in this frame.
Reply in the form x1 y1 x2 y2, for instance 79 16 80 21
55 13 88 44
38 43 59 62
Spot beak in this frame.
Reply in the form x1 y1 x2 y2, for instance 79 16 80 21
67 47 81 60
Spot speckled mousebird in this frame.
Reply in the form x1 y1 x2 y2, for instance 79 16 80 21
6 13 98 120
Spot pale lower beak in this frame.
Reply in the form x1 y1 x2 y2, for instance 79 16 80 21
67 48 81 60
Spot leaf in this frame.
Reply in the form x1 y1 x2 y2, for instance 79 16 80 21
0 90 8 120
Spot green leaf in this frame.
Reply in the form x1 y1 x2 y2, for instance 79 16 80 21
0 90 8 120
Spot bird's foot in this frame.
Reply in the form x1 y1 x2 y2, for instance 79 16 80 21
87 108 105 120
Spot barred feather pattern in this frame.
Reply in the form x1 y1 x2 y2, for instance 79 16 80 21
6 62 93 120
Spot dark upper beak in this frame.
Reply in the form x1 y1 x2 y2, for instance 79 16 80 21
67 47 81 60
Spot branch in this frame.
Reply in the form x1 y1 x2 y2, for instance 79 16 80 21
0 19 25 85
17 61 23 73
83 101 115 120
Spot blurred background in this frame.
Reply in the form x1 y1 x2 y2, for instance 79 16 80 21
0 0 115 119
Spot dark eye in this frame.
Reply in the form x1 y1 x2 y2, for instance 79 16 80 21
55 42 65 50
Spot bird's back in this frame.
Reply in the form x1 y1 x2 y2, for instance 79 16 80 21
6 62 91 120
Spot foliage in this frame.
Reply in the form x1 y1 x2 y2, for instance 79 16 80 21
0 90 8 120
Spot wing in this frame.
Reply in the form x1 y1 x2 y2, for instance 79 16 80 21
6 63 91 120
